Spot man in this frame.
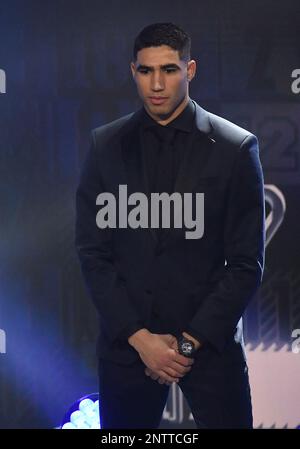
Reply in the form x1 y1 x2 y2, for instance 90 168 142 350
75 22 265 429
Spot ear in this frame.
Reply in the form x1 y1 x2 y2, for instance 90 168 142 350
187 59 196 82
130 62 136 79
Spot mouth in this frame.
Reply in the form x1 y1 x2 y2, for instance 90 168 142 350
148 97 168 105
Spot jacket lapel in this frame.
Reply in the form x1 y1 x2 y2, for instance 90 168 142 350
121 109 159 244
165 102 216 244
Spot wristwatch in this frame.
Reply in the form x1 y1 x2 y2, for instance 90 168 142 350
176 335 197 358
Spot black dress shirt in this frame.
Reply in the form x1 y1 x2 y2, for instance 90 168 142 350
118 98 208 347
140 97 195 195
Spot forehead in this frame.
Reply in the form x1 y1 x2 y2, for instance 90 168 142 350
135 45 183 66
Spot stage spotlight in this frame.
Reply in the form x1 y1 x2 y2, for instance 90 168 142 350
61 393 100 429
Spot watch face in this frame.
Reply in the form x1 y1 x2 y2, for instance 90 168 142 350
181 340 193 355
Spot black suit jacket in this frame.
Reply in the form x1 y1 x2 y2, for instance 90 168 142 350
75 100 265 365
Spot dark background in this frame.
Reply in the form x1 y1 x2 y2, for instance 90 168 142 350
0 0 299 428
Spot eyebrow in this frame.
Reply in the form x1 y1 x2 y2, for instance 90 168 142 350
136 63 181 71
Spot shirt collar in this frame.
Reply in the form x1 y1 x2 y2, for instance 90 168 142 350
140 98 195 133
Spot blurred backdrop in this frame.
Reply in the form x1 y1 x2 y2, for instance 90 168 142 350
0 0 299 428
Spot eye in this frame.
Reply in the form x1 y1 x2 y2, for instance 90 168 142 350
164 67 178 73
138 69 149 75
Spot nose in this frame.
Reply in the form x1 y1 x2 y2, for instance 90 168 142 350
150 70 165 92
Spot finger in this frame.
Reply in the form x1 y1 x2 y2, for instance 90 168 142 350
170 361 193 375
156 377 171 386
150 368 174 383
151 374 159 380
163 356 194 376
158 334 172 342
146 369 171 385
157 370 180 384
145 368 159 380
148 370 159 380
165 365 185 378
173 353 195 366
158 376 175 385
145 368 156 378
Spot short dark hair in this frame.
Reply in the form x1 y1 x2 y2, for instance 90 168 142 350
133 22 191 62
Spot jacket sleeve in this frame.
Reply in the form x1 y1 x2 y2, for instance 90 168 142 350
75 130 144 345
186 134 265 353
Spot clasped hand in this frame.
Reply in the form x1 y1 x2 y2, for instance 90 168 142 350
139 333 194 386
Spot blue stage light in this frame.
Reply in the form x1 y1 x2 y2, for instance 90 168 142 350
61 393 100 429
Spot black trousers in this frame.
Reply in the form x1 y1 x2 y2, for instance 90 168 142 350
98 341 253 429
